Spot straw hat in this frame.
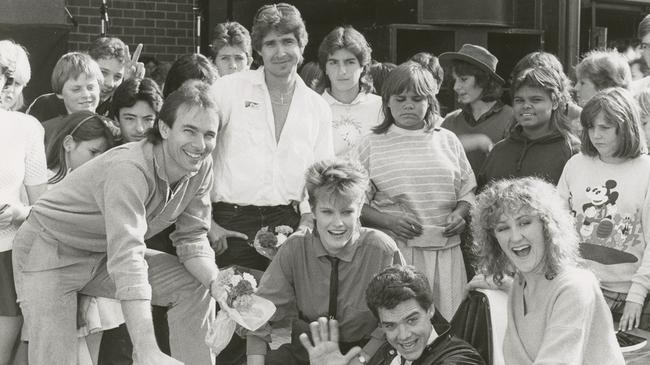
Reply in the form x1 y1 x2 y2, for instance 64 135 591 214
439 44 504 84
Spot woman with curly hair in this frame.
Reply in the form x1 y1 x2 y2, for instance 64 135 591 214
471 177 623 364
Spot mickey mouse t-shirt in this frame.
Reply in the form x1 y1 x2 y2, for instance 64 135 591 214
557 153 650 305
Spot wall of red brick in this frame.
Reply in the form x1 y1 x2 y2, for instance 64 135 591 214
65 0 197 62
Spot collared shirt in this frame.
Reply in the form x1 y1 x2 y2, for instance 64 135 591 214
30 140 215 300
210 67 334 213
246 227 404 355
322 89 383 157
389 327 438 365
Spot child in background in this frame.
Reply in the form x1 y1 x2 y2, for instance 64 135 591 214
478 66 578 191
109 78 163 144
356 61 476 320
210 21 252 77
45 111 117 365
574 49 631 107
558 87 650 332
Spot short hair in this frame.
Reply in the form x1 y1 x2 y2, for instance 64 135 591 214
365 265 434 319
162 54 217 98
251 3 308 54
299 61 324 93
638 14 650 39
575 49 631 90
512 67 577 142
47 111 116 184
509 52 571 93
373 61 439 134
304 159 369 209
410 52 444 88
471 177 581 286
317 26 373 93
88 37 130 64
451 59 504 102
0 40 30 85
110 77 163 120
51 52 104 94
580 87 645 159
367 61 396 96
210 21 252 61
147 80 219 144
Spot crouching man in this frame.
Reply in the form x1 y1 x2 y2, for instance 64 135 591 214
13 80 221 365
300 265 484 365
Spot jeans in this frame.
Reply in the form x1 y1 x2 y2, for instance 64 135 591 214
212 202 300 365
12 218 215 365
212 202 300 272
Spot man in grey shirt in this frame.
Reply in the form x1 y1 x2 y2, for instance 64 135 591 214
13 81 221 365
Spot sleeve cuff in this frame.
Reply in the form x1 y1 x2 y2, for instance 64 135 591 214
176 240 215 263
627 283 648 305
114 282 152 301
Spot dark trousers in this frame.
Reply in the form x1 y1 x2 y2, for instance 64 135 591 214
212 202 300 365
98 226 176 364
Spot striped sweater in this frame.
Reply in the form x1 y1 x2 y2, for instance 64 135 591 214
355 124 476 249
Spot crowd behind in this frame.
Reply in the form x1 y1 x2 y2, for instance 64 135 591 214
3 2 650 365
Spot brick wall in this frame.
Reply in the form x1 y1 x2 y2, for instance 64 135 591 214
65 0 197 62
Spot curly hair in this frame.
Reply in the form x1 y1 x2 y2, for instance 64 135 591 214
305 158 369 209
373 61 439 134
471 177 581 286
251 3 308 53
210 21 252 61
365 265 434 319
88 37 130 64
317 26 373 94
410 52 444 89
575 49 631 90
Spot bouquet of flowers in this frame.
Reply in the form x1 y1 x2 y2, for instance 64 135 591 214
205 267 276 355
252 225 294 259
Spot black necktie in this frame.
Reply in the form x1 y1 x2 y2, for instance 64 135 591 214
326 256 339 319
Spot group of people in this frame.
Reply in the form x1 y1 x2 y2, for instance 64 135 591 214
2 2 650 365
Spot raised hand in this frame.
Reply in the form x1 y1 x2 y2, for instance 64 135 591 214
125 43 146 80
299 317 362 365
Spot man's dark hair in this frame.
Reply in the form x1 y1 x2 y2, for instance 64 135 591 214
366 265 434 319
110 77 163 120
146 80 219 144
162 53 217 98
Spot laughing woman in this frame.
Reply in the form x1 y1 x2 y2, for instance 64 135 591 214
355 61 476 320
246 159 403 365
472 177 623 364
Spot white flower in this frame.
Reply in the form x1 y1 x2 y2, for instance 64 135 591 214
229 275 242 287
276 233 288 246
242 272 257 289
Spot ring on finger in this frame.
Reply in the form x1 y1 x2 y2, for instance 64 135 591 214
410 224 415 230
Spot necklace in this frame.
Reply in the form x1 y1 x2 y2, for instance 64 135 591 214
269 83 296 106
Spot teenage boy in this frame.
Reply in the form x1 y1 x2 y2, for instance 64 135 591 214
300 266 485 365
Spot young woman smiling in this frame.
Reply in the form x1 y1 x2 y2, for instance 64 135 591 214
477 66 578 191
355 61 476 320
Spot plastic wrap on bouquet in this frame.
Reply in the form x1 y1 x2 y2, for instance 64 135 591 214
204 267 276 355
251 225 294 260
